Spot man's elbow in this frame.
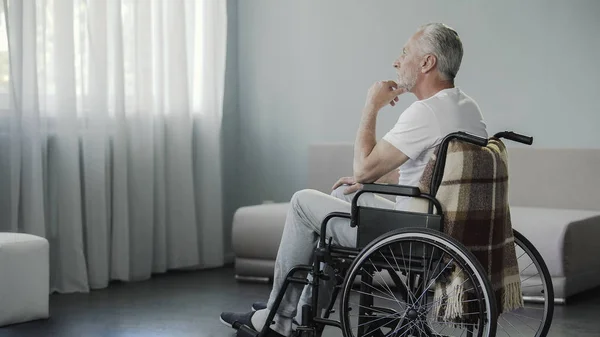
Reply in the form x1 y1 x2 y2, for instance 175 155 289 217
353 168 377 184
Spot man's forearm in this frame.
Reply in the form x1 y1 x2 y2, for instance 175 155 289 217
353 104 379 181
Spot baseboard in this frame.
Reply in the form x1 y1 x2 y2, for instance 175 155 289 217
235 274 270 283
523 295 565 305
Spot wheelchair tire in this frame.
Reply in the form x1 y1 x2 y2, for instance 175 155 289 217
495 230 554 337
339 227 497 337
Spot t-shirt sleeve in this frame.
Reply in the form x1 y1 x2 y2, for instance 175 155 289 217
382 102 439 160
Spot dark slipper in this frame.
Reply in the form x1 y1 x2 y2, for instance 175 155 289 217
220 310 256 329
219 310 287 337
252 301 268 311
251 302 300 327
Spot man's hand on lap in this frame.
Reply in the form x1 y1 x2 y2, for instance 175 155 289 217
332 176 363 195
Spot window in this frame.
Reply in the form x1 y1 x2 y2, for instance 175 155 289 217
0 0 212 118
0 4 9 109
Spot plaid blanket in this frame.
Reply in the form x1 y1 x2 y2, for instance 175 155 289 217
409 137 523 320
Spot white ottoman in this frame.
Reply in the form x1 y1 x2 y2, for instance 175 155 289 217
0 233 50 326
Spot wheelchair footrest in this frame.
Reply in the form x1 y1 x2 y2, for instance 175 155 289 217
294 326 316 337
234 323 259 337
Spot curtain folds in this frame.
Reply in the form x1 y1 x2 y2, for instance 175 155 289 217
0 0 227 293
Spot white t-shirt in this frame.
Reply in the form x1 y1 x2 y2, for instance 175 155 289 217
382 87 488 210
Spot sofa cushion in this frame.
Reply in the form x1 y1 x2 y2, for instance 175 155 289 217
507 148 600 211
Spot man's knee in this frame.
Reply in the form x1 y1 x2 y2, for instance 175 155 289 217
292 186 354 207
331 185 359 203
290 189 318 211
330 185 348 200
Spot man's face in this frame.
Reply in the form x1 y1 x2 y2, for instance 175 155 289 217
393 34 420 91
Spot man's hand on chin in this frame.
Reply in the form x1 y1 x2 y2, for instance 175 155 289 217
364 80 407 112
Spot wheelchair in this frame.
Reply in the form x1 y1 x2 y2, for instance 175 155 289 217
235 131 554 337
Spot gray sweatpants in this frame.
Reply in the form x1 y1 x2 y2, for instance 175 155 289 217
266 186 396 320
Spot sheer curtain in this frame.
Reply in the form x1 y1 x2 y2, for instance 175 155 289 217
0 0 227 293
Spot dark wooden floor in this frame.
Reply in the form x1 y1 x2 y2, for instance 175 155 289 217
0 266 598 336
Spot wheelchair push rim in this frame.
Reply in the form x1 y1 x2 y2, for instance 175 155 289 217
339 227 498 337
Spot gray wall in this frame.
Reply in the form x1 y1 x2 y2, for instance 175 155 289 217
223 0 600 253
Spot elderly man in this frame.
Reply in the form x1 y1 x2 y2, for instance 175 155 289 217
220 22 488 337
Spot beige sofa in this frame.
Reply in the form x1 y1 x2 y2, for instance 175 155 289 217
232 143 600 303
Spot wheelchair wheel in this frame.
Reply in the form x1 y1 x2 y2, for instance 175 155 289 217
339 227 497 337
496 230 554 337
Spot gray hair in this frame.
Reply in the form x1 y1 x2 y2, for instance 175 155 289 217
416 23 463 80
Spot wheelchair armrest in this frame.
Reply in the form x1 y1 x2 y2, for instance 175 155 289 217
360 183 421 197
319 212 351 248
351 183 443 228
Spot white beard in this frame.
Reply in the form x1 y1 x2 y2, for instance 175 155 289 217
397 68 418 91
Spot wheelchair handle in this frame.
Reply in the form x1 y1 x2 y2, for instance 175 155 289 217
494 131 533 145
453 131 488 147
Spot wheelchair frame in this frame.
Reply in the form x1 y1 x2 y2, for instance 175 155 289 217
235 131 544 337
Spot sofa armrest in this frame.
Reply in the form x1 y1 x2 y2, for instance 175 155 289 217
232 202 290 260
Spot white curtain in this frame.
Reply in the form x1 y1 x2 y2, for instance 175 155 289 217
0 0 227 293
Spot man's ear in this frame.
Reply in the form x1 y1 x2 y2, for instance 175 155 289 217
421 54 437 74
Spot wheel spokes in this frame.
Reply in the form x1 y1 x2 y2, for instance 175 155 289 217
342 233 494 337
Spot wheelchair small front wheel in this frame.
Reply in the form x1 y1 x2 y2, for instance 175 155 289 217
339 227 498 337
